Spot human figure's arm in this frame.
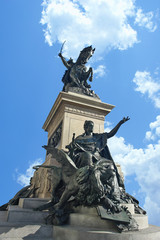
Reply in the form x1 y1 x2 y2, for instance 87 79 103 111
58 52 71 69
107 117 130 139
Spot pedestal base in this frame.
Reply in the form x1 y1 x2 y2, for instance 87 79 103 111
53 225 160 240
53 205 155 240
1 198 159 240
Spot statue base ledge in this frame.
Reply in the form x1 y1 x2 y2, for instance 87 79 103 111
72 205 148 230
53 224 160 240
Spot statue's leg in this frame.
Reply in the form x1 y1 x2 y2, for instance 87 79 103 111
54 177 79 209
51 183 60 203
69 71 81 87
78 152 94 167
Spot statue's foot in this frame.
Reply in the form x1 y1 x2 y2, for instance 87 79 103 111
84 83 91 88
33 207 40 211
33 201 54 211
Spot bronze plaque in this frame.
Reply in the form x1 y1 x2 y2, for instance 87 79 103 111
97 206 130 223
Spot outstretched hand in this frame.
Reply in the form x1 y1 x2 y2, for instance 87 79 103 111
58 52 62 58
121 116 130 124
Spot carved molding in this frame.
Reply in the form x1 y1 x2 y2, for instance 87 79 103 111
64 106 105 120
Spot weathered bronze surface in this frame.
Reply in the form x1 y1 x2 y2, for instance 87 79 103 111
97 205 130 223
33 117 146 232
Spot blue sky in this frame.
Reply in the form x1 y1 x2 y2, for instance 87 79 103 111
0 0 160 226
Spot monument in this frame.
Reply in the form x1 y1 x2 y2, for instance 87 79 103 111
1 45 160 240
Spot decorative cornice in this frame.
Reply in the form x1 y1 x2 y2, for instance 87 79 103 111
42 91 115 131
64 106 105 120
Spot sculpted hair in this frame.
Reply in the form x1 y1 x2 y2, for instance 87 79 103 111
84 120 94 130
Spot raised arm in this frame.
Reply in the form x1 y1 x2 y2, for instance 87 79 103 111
58 52 71 69
107 117 130 139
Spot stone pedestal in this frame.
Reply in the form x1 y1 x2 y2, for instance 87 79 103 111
54 224 160 240
53 206 160 240
31 92 115 198
0 198 53 240
1 198 159 240
43 91 114 150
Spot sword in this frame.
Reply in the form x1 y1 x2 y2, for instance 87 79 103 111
60 40 66 54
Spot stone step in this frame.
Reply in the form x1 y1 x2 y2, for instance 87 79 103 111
69 213 119 232
70 212 148 230
0 224 53 238
53 224 160 240
73 204 135 215
133 214 148 229
120 203 135 214
7 206 49 224
73 205 148 229
0 211 7 222
18 198 50 209
73 206 97 215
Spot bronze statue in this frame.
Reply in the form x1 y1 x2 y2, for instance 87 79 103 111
66 118 130 201
58 45 99 98
34 117 145 231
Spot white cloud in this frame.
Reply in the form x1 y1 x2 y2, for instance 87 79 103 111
144 197 160 225
119 69 160 225
16 158 43 186
104 121 113 129
134 9 157 32
94 65 106 78
145 131 155 141
145 115 160 141
107 134 160 225
133 71 160 108
154 67 160 75
41 0 156 59
104 111 160 225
